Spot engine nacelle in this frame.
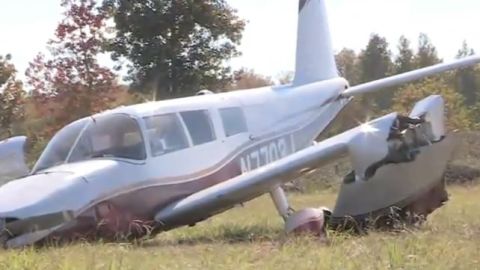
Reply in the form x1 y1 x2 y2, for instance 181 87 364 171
0 136 29 184
347 113 396 181
332 95 452 223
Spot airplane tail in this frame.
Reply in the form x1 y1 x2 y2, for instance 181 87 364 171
293 0 338 86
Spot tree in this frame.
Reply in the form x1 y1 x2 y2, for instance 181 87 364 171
335 48 360 85
104 0 246 100
0 54 15 86
277 71 294 85
25 0 120 139
227 69 272 90
359 34 392 83
392 78 472 130
394 36 415 74
415 33 441 68
358 34 393 109
454 41 478 106
0 54 24 139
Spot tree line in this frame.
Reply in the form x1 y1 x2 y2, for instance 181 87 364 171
0 0 479 155
333 33 479 132
1 0 246 152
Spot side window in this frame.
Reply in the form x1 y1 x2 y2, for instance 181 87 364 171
220 107 248 137
144 114 189 156
180 110 216 145
68 115 147 163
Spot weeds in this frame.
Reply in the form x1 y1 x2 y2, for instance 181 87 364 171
0 185 478 269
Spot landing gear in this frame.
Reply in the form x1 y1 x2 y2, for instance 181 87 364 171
271 178 448 238
0 232 8 249
95 201 153 239
284 207 329 237
269 186 292 220
269 186 329 238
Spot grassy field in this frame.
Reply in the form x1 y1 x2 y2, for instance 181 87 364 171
0 184 478 270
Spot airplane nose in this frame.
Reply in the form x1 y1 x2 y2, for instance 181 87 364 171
0 211 75 248
0 171 85 218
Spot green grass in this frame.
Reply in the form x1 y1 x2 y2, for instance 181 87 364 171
0 185 479 270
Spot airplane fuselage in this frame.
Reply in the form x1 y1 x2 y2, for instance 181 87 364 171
0 77 350 239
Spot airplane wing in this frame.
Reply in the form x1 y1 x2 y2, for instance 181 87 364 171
343 55 480 97
156 128 351 228
155 95 454 228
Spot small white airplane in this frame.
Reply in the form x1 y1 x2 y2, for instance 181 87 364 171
0 0 479 248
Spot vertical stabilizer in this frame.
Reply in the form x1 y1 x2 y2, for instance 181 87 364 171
293 0 338 85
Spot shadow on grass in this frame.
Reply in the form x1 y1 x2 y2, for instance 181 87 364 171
445 164 480 185
142 224 285 247
30 224 284 250
34 220 430 250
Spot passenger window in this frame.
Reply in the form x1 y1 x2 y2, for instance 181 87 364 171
180 110 216 145
144 114 189 156
220 107 248 137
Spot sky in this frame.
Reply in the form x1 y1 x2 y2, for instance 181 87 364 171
0 0 479 80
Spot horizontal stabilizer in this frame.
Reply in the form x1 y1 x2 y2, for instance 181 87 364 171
343 55 480 97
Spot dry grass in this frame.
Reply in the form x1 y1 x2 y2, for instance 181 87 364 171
0 133 478 269
0 184 479 270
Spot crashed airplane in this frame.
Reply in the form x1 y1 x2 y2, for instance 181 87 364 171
0 0 479 248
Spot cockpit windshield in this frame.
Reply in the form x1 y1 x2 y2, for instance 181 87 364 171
32 114 146 173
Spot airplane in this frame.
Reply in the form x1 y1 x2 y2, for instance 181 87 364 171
0 0 479 248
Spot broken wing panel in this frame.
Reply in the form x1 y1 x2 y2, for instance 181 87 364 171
333 136 454 218
333 95 453 219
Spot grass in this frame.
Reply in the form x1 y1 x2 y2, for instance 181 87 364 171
0 184 479 270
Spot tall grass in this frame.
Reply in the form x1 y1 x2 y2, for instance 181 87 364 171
0 185 478 270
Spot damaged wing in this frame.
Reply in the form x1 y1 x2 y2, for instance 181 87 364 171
155 95 453 229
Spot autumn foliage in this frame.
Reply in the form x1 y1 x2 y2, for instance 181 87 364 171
0 54 24 139
0 0 479 165
392 77 473 130
25 0 120 139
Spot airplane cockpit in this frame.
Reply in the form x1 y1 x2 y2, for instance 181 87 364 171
28 105 249 174
32 114 146 173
